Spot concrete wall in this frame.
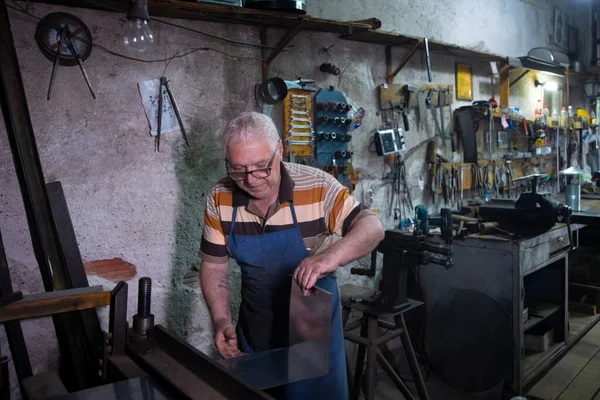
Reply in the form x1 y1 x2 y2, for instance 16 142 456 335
312 0 592 65
0 0 590 397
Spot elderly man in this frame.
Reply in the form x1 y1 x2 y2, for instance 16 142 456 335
199 112 384 399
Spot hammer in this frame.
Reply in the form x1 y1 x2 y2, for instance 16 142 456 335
401 84 418 131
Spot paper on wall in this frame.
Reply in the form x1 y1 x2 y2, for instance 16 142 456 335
138 78 179 137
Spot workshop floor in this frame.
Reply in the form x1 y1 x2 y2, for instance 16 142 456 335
369 320 600 400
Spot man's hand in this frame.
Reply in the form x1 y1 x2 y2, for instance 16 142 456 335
293 253 338 293
214 319 244 359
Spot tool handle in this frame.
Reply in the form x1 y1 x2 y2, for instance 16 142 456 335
451 135 456 152
402 113 409 131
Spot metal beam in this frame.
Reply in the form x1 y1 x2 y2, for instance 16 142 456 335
0 0 101 390
0 231 33 383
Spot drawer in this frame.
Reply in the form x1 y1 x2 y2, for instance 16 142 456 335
521 225 570 275
549 233 570 255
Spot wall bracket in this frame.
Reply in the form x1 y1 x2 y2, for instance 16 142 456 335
260 19 306 81
386 39 422 84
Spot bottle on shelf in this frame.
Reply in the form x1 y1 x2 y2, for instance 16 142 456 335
568 105 574 127
560 107 568 128
551 108 559 127
534 99 542 120
542 105 549 126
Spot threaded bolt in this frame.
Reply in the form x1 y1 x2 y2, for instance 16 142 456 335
137 277 152 317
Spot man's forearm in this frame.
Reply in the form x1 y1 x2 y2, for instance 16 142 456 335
200 261 233 326
325 215 384 266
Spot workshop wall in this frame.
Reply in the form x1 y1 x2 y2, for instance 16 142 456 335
312 0 592 66
0 1 591 398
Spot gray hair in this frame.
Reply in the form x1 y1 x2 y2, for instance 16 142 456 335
221 112 280 155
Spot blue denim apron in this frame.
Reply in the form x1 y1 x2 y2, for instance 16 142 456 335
228 202 348 400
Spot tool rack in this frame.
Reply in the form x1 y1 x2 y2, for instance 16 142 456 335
314 87 354 188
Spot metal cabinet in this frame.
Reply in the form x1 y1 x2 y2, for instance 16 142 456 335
419 224 573 394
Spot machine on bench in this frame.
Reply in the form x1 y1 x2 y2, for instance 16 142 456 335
350 207 454 312
479 173 573 239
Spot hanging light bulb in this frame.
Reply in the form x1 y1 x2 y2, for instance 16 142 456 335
124 0 154 53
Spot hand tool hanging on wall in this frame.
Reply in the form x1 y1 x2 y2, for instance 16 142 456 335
400 85 418 131
35 13 96 101
156 77 190 152
424 38 432 82
438 87 454 151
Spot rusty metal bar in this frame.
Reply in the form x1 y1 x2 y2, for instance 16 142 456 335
387 40 422 83
261 19 305 81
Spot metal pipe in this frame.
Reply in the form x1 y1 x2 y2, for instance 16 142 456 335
556 128 560 192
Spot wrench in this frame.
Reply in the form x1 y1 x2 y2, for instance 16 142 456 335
292 94 309 100
284 138 315 147
288 132 314 137
291 109 309 116
291 116 312 123
289 123 313 131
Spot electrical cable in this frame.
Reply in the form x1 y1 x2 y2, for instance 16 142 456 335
73 0 287 50
7 4 264 67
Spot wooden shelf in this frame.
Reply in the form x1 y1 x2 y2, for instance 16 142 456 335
524 299 560 332
33 0 506 63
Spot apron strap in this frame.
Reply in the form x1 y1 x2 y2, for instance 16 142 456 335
230 206 239 235
289 201 300 229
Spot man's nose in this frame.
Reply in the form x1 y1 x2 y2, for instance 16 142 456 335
245 172 257 185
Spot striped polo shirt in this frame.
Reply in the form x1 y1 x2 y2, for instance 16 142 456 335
199 162 371 264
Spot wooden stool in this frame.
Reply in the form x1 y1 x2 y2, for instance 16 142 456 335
341 284 430 400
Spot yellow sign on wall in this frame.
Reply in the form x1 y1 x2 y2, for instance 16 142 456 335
456 63 473 101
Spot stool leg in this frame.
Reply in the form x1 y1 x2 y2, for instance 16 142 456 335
353 317 367 396
397 314 430 400
342 307 358 400
364 317 377 400
376 348 416 400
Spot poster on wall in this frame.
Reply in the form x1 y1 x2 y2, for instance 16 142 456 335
138 78 179 137
553 7 567 48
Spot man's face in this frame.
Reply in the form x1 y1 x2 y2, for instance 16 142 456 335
226 134 282 200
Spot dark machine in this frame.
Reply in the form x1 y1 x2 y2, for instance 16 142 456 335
479 174 573 238
351 207 454 312
97 279 275 400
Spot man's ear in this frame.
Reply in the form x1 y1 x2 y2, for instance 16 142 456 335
277 139 283 155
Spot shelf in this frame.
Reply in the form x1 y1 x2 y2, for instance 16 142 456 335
524 299 560 332
569 312 600 340
33 0 506 64
523 341 563 374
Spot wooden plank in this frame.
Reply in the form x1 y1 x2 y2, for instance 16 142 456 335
18 286 103 302
570 283 600 306
500 63 510 108
0 291 111 323
569 302 597 316
528 322 600 400
558 348 600 400
283 88 314 158
379 84 454 109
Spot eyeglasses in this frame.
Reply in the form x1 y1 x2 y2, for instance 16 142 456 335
226 151 276 181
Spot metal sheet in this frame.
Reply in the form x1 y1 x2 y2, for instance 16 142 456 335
220 281 331 389
54 376 172 400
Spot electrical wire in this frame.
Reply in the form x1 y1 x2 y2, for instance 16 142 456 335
72 0 286 51
6 4 264 68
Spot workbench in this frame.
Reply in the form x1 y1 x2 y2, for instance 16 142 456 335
415 213 600 395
